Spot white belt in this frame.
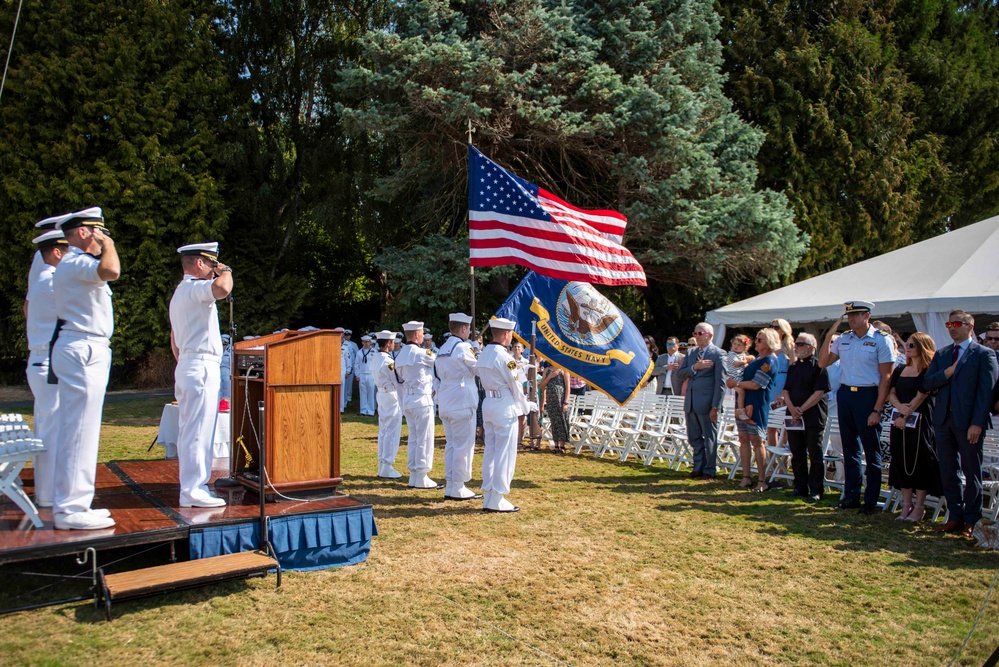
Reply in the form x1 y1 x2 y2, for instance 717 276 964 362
179 352 222 363
486 388 509 398
28 345 49 354
59 330 110 345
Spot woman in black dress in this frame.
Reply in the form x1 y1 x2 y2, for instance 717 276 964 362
539 362 571 453
887 332 941 521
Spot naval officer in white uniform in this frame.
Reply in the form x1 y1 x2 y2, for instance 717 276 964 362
356 335 376 416
343 329 359 406
169 242 233 508
339 330 355 412
395 320 441 489
28 212 71 287
372 330 404 478
435 313 482 501
24 229 69 507
50 207 119 530
477 318 537 512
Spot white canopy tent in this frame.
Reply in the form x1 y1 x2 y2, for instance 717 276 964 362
706 214 999 348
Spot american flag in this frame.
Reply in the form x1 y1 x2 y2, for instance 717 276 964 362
468 146 646 286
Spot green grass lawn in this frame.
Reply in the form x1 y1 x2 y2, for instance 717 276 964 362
1 397 997 666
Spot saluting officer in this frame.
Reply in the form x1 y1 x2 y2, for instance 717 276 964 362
169 242 232 508
24 228 69 508
819 300 894 514
434 313 481 501
395 321 441 489
50 207 119 530
476 318 537 513
372 331 404 478
356 335 376 416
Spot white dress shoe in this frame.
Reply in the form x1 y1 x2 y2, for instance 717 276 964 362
378 464 403 479
445 485 483 500
483 493 519 513
180 496 227 508
54 511 116 531
407 474 442 489
88 508 112 518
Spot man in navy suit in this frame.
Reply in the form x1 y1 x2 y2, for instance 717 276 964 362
924 310 998 537
675 322 726 480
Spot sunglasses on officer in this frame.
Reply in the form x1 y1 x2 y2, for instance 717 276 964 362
945 320 970 329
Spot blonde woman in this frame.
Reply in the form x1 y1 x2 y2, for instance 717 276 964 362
887 333 940 521
727 328 781 492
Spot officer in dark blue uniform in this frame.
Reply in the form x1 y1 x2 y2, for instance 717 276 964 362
819 301 894 514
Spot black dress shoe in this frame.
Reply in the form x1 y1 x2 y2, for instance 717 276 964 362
835 498 862 510
858 503 877 515
786 488 808 497
444 493 484 501
482 506 520 513
688 471 705 479
805 494 822 502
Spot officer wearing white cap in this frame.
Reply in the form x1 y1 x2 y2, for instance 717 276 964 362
169 242 233 508
423 332 439 355
29 212 72 288
342 329 359 407
339 329 356 412
372 331 404 477
819 300 894 514
392 333 403 359
23 229 69 507
435 312 482 501
395 321 441 488
50 207 119 530
476 317 538 512
356 335 376 416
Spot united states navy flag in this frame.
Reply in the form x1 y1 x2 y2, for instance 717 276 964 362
494 272 652 405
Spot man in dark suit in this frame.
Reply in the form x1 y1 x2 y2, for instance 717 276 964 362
675 322 726 480
924 310 999 537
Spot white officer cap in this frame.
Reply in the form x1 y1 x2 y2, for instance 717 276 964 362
425 334 433 340
844 300 875 314
298 326 319 332
375 330 394 341
488 317 517 331
395 332 403 339
221 334 231 342
31 230 68 248
332 327 345 333
35 212 72 230
402 321 424 332
57 206 106 232
470 341 481 351
361 335 371 341
177 242 220 261
344 329 352 334
448 312 473 325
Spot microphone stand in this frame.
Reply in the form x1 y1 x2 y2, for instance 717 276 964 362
215 293 240 487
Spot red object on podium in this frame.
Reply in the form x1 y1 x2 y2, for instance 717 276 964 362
219 398 230 412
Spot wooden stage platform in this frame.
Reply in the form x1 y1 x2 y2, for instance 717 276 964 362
0 460 369 565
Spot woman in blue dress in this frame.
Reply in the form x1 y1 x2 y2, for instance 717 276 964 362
727 328 781 492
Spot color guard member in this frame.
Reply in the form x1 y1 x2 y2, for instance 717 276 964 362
476 318 537 512
395 321 441 489
356 335 376 416
434 313 481 501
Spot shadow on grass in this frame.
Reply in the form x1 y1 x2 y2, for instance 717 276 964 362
345 475 539 519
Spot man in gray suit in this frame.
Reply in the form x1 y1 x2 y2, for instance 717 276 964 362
924 309 998 537
675 322 726 480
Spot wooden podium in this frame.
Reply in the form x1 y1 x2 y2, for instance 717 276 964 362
230 329 342 496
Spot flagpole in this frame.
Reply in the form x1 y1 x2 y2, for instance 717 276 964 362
467 119 476 338
527 320 541 449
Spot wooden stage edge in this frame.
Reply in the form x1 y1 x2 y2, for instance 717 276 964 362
0 459 369 565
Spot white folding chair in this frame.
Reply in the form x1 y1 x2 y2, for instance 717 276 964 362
763 408 792 484
0 414 46 528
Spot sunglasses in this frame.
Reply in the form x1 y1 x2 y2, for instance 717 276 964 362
666 343 676 347
945 321 969 329
986 336 999 342
794 341 810 347
906 342 917 348
692 331 710 336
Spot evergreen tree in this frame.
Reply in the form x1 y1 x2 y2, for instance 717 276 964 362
342 0 805 329
0 0 228 364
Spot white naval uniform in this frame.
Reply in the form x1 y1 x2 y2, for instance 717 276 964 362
476 342 531 508
434 336 479 495
25 258 59 506
372 350 403 472
169 275 223 506
343 339 360 404
356 347 376 416
51 246 113 517
395 341 437 483
340 341 355 411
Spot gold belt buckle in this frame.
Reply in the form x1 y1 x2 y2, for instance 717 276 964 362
850 386 858 392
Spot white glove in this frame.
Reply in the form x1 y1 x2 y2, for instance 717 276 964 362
526 401 539 413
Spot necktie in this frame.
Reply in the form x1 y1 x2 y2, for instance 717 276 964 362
952 345 959 364
698 348 704 362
